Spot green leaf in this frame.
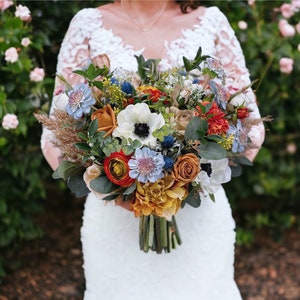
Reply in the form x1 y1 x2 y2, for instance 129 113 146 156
236 156 253 166
198 142 227 160
102 193 120 201
185 117 206 142
52 161 84 180
123 182 136 195
182 188 201 208
88 119 99 137
67 175 90 198
90 176 117 194
75 142 91 151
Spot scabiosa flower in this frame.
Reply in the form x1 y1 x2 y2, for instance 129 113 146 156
195 158 231 196
113 103 165 147
209 80 228 110
128 147 165 183
66 83 95 119
227 119 247 153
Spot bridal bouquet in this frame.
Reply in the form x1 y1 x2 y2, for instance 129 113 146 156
36 48 260 253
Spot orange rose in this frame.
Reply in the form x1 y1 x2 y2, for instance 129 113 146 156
91 104 116 137
172 153 200 183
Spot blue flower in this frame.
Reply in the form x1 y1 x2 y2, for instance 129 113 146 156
66 84 95 119
161 135 175 148
227 120 246 153
163 156 174 169
209 80 227 110
110 77 119 85
128 147 165 183
121 81 133 95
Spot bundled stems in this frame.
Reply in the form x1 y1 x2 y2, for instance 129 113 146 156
139 215 182 254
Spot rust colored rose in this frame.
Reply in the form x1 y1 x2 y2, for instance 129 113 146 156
167 106 195 137
91 104 116 137
104 151 135 188
172 153 200 183
131 175 188 219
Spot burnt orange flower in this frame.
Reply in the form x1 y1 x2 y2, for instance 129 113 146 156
137 86 166 103
91 104 116 137
171 153 200 183
103 151 135 187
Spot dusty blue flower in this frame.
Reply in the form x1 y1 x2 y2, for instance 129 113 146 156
66 83 95 119
161 135 175 149
128 147 165 183
121 81 133 95
209 80 227 110
227 119 246 153
163 156 174 170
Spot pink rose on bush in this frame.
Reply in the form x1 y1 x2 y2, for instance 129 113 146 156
238 20 248 30
292 0 300 9
280 3 295 18
4 47 19 63
279 57 294 74
15 4 31 21
2 114 19 130
30 67 45 82
0 0 13 11
248 0 255 7
21 37 31 47
296 22 300 34
279 19 296 37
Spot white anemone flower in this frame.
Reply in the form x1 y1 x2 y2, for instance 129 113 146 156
113 103 165 147
196 158 231 196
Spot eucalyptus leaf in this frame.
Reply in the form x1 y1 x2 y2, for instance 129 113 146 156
88 119 99 137
67 175 90 198
103 193 120 201
90 176 117 194
198 142 227 160
230 164 243 177
52 161 84 180
182 188 201 208
184 117 203 142
236 156 253 166
123 182 136 195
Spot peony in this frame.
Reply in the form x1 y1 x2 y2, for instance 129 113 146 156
91 104 117 137
15 4 31 21
4 47 18 63
2 113 19 130
103 151 135 187
195 158 231 196
278 19 295 37
30 67 45 82
0 0 13 11
171 153 200 183
21 37 31 47
113 103 165 147
132 175 188 219
279 57 294 74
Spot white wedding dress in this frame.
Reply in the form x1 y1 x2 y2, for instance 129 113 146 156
42 6 265 300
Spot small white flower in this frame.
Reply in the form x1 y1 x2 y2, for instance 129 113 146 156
30 67 45 82
21 37 31 47
15 4 31 21
2 113 19 130
195 158 231 196
4 47 18 63
113 103 165 147
238 20 248 30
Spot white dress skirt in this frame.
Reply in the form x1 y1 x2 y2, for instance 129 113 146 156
43 5 265 299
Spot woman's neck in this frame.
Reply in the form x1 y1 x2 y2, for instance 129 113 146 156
120 0 176 32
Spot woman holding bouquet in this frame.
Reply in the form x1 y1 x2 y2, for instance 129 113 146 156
41 0 265 299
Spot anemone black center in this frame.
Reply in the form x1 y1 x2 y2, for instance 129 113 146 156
200 163 212 177
134 123 150 139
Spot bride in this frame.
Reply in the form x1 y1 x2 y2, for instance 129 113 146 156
41 1 265 299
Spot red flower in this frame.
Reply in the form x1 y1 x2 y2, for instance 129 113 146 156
197 101 229 135
104 151 135 187
137 86 166 103
237 107 250 119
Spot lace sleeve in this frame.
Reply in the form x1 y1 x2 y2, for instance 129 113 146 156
213 7 265 161
41 9 97 169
